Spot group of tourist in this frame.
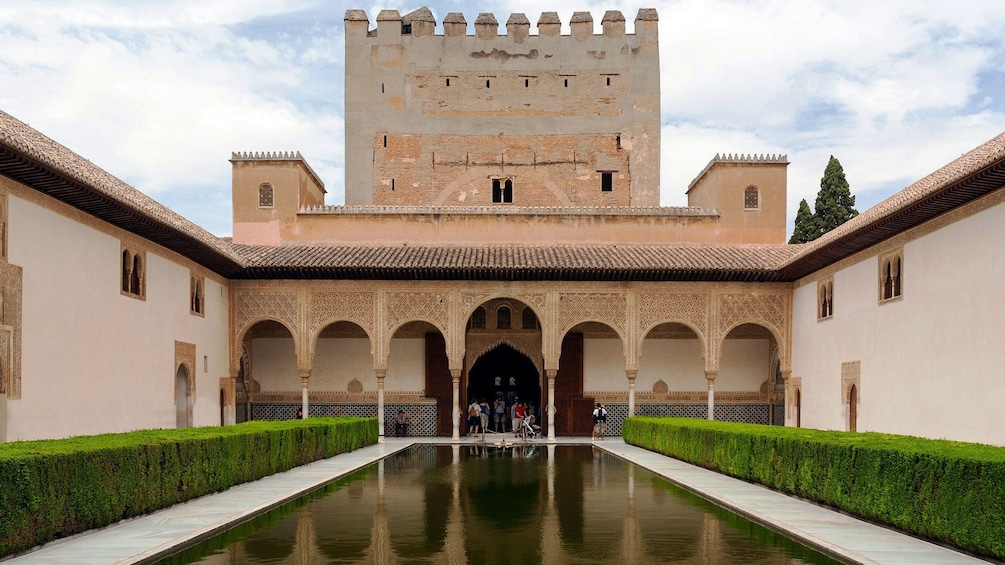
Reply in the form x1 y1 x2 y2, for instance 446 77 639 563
465 397 537 436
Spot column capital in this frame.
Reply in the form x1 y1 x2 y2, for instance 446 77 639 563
704 370 718 381
375 368 387 379
625 368 638 381
450 368 461 382
298 368 311 387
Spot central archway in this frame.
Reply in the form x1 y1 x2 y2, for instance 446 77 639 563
467 344 542 432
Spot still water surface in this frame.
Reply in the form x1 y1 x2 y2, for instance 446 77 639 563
159 444 842 564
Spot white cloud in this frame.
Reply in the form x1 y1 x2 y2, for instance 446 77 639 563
0 0 1003 237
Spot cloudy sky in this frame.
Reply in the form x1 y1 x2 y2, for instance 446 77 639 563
1 1 1003 237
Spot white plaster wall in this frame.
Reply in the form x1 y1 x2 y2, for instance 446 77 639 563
6 193 230 441
386 338 425 392
791 198 1005 445
251 338 298 391
717 339 770 391
310 338 375 391
583 338 626 391
637 338 705 391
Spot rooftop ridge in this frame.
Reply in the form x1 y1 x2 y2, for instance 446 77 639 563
687 153 789 192
299 204 718 216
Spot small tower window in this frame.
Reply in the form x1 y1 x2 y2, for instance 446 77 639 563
190 274 205 316
259 184 274 208
601 172 613 192
564 78 568 87
606 76 611 86
486 79 490 88
744 186 759 209
525 79 529 87
492 179 513 203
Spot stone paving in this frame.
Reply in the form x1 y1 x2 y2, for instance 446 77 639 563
3 437 991 565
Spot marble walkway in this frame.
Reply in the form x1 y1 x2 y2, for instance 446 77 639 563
3 436 991 565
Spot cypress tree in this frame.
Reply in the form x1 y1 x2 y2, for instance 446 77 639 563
813 155 858 234
788 198 817 244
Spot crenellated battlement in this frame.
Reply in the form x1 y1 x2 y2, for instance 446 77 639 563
343 6 662 207
688 154 789 191
344 7 657 42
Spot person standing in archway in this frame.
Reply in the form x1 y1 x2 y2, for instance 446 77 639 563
494 397 507 432
468 400 482 435
514 401 527 438
592 403 608 440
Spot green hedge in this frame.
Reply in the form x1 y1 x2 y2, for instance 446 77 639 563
622 417 1005 560
0 417 378 557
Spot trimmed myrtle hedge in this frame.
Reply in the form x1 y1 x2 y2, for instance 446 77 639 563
622 417 1005 561
0 417 377 557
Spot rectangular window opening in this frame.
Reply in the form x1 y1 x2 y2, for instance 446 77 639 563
391 179 395 191
203 356 208 373
601 172 613 192
564 78 568 88
383 135 387 148
525 79 529 87
606 77 611 86
446 78 450 86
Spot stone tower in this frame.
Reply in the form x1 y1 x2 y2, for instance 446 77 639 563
343 7 661 207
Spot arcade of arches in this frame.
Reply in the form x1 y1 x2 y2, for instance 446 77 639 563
231 280 791 438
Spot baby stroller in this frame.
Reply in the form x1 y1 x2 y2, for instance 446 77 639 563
519 414 542 439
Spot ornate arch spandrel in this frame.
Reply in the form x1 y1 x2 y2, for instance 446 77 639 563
710 290 791 373
636 292 710 358
557 292 628 341
380 290 451 369
308 291 377 365
232 316 301 380
464 335 544 376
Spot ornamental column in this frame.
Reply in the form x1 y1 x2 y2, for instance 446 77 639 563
299 368 311 419
451 369 461 441
546 369 557 442
705 370 717 420
376 368 387 441
626 368 638 419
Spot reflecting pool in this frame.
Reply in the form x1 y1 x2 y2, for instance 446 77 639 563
158 444 842 564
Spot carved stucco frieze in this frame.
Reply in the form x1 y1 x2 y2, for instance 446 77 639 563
385 291 449 334
464 333 544 375
712 291 790 372
235 290 299 337
558 292 627 337
638 292 708 340
309 291 375 337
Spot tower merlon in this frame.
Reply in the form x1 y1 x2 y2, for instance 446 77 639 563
570 12 593 42
346 7 659 40
602 11 626 38
474 13 499 40
506 13 530 43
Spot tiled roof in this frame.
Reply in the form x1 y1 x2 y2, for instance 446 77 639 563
780 131 1005 279
231 243 798 281
0 110 244 275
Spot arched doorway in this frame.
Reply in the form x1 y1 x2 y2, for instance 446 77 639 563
464 298 543 436
717 323 777 424
175 364 190 428
242 320 297 420
849 384 858 432
467 344 542 432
